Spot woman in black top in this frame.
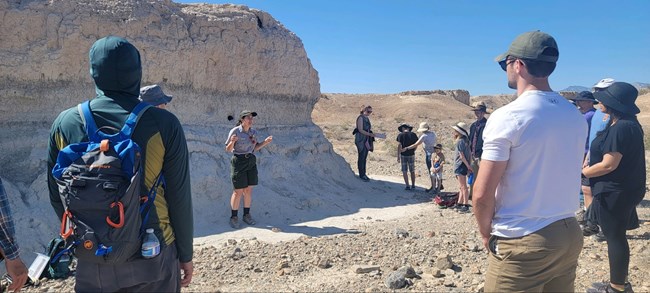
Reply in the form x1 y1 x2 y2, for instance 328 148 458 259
582 82 645 293
354 105 385 181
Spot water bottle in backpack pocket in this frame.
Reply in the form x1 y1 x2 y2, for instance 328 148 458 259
141 228 160 259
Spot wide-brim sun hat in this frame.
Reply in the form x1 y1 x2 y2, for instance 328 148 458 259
416 122 430 132
592 82 639 115
470 101 490 113
451 122 469 137
398 123 414 132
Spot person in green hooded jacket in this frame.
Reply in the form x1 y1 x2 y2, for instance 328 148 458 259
47 36 193 292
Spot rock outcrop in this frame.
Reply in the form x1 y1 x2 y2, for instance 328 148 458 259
0 0 357 262
399 90 470 105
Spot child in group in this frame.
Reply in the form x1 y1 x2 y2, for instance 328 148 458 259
430 144 445 193
451 122 472 213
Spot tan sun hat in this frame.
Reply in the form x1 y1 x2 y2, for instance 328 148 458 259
452 122 469 137
416 122 430 132
470 101 490 113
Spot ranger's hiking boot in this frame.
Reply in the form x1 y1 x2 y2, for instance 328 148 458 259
243 214 256 225
229 216 240 229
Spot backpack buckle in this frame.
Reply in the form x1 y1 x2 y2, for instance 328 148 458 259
100 139 109 152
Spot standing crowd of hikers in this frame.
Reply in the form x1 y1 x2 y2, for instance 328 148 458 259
0 30 644 293
354 31 644 293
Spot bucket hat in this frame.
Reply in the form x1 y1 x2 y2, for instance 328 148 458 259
452 122 469 137
593 78 615 90
592 82 639 115
495 31 559 63
398 124 414 132
416 122 430 132
433 143 443 150
571 91 598 104
139 84 172 106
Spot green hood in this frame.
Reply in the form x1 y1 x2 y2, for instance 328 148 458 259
89 36 142 99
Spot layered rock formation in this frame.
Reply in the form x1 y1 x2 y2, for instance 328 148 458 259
0 0 357 262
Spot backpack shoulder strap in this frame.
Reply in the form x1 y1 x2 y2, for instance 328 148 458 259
77 101 100 142
120 102 152 138
78 101 152 141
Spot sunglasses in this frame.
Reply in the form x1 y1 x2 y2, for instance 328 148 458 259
498 58 517 71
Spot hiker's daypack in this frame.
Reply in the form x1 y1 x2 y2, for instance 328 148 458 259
51 101 162 264
41 237 72 279
434 193 458 208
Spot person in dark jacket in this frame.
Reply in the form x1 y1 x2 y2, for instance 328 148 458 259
583 82 645 293
47 36 193 292
468 101 488 199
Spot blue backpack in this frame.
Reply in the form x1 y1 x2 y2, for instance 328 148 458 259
52 101 162 264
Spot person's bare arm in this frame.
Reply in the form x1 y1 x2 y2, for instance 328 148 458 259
225 134 238 152
406 137 424 150
0 248 28 292
254 136 273 152
459 151 473 173
180 261 193 287
473 160 508 250
582 152 622 178
397 143 402 162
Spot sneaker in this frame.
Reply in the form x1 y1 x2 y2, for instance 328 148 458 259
411 185 416 191
440 184 444 190
243 214 256 225
592 230 606 242
425 187 433 193
587 282 631 293
405 186 411 190
583 224 600 237
458 205 470 213
229 217 240 229
359 175 370 182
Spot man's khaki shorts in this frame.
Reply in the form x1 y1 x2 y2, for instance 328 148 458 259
484 217 583 292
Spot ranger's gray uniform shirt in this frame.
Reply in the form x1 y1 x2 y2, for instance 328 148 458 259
226 126 257 154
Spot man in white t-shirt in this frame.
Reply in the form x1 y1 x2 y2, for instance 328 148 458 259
473 31 587 292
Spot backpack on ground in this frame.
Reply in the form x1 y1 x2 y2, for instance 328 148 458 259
40 236 72 279
51 101 161 264
434 192 458 208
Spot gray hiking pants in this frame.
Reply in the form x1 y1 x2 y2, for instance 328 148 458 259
75 242 180 292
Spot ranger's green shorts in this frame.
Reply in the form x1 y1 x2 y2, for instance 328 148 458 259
231 153 258 189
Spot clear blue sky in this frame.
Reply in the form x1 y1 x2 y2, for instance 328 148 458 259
177 0 650 96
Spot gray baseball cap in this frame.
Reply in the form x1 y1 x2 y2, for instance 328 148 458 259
495 31 559 63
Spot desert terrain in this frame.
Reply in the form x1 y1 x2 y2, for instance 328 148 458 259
19 91 650 292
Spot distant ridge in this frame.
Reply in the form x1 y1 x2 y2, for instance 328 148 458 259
561 85 590 92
